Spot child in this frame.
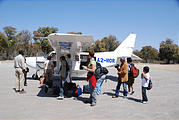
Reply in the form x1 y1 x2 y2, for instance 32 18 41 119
141 66 151 104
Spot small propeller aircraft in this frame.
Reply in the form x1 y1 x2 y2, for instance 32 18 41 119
26 33 139 79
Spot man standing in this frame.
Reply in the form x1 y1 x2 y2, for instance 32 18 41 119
44 56 54 85
14 50 26 93
57 56 68 100
112 57 128 98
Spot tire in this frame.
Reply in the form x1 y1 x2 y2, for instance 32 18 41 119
32 74 35 79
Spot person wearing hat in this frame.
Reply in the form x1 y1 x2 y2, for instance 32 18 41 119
112 57 128 98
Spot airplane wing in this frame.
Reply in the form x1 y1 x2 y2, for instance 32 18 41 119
47 33 94 55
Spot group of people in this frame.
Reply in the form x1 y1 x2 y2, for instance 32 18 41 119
112 57 151 104
43 51 107 106
42 54 73 99
14 50 151 106
82 51 151 106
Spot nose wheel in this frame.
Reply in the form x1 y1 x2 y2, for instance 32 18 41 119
32 70 39 80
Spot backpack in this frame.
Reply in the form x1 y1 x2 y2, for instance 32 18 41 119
100 67 108 75
73 85 82 97
64 82 77 97
94 62 108 79
147 79 152 90
130 64 139 78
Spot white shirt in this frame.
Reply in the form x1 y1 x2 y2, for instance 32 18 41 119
14 54 25 70
142 72 150 87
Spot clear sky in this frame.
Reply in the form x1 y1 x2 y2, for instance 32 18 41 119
0 0 179 50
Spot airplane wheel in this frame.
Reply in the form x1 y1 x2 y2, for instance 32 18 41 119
32 74 35 79
35 74 39 80
32 74 38 80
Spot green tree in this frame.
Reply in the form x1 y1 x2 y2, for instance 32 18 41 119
133 50 143 58
141 46 158 63
101 35 119 51
33 26 58 54
0 26 17 59
90 35 120 52
16 30 33 56
173 46 179 63
159 39 178 63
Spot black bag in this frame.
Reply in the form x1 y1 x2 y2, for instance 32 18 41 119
147 79 152 90
94 62 108 79
83 85 90 94
64 82 77 97
26 67 29 72
100 67 108 75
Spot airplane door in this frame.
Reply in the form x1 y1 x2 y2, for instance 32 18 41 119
73 55 80 70
79 54 89 70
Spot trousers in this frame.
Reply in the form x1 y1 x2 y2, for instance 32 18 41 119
15 68 24 91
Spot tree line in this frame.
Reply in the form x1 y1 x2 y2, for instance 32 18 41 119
0 26 179 64
134 39 179 64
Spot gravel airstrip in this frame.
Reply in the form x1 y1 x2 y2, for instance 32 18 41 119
0 61 179 120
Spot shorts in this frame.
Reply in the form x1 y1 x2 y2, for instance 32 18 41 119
127 76 134 86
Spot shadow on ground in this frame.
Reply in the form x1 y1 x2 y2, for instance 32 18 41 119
103 89 123 97
106 75 118 82
37 86 58 98
127 97 142 103
75 96 91 104
103 89 142 103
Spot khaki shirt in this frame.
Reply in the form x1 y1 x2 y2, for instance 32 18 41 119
14 54 25 70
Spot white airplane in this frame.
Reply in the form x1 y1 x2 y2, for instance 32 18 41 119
26 33 137 78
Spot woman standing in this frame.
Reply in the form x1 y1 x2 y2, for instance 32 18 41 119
44 56 54 84
83 51 97 106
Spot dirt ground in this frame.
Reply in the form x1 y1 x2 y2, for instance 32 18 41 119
0 61 179 120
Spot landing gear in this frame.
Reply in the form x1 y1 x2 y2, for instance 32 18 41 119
32 70 39 80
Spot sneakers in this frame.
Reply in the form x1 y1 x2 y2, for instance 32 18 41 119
57 96 64 100
130 91 134 95
142 101 147 104
91 102 96 106
19 90 26 94
15 90 20 93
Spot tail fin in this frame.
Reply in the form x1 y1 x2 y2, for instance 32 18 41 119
114 34 136 57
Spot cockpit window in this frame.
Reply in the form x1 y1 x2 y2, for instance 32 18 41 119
80 55 88 62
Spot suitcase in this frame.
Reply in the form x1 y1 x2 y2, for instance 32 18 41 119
83 85 90 94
